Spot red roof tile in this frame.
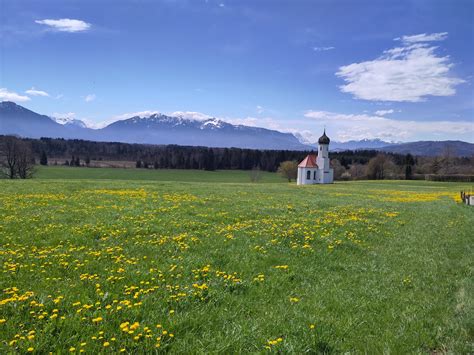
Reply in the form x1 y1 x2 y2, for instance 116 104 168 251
298 154 318 168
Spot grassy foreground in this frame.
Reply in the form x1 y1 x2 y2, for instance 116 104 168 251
0 175 473 353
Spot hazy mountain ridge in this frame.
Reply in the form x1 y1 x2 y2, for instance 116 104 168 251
0 101 308 150
326 139 397 151
1 101 472 156
379 140 474 157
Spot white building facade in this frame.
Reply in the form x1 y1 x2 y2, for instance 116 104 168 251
297 130 334 185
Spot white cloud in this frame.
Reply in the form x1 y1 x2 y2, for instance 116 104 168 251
0 88 30 102
374 109 394 116
395 32 448 44
25 87 49 97
84 94 96 102
256 105 264 114
35 18 91 33
313 46 335 52
112 110 160 121
305 110 474 142
336 33 465 102
171 111 213 121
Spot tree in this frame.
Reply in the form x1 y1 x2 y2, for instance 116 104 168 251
0 136 35 179
366 154 394 180
249 166 262 183
277 161 298 182
85 156 91 166
404 153 415 180
0 136 19 179
136 160 142 168
16 142 35 179
440 145 455 174
40 151 48 166
331 159 346 180
429 157 441 174
349 163 366 180
204 149 215 171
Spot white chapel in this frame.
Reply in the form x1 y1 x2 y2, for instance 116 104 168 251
297 130 334 185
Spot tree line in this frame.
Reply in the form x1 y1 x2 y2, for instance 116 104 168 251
1 135 472 180
3 136 396 172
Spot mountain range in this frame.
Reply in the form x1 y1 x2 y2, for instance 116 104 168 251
0 101 472 156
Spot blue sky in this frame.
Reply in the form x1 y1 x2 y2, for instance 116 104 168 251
1 0 473 142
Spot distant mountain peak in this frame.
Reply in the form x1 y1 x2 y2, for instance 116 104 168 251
53 116 88 128
112 113 228 130
0 100 16 106
0 101 27 111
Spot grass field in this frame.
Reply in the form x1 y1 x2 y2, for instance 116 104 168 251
0 171 473 353
34 166 285 183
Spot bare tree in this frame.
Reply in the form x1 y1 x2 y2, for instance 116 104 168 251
277 160 298 182
331 159 346 180
249 166 262 183
0 136 35 179
349 163 366 180
0 136 18 179
16 141 36 179
366 154 395 180
440 145 455 175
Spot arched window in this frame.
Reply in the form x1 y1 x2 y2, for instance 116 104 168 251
306 170 311 180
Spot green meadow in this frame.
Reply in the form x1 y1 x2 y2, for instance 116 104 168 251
34 166 284 183
0 169 472 353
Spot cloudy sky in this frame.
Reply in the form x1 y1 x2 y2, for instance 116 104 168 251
1 0 473 142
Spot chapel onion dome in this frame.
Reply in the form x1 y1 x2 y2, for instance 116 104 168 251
318 130 330 145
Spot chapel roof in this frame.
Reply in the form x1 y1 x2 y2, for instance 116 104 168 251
298 154 318 168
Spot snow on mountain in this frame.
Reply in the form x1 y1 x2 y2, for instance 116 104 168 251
53 116 88 128
4 101 471 155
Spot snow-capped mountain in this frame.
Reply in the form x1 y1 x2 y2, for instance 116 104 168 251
54 117 88 129
100 113 306 149
1 101 472 155
329 139 397 151
294 134 397 151
0 102 308 150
